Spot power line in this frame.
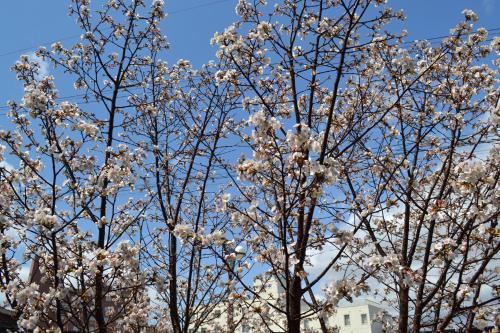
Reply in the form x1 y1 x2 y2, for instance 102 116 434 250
0 15 497 114
0 35 79 58
0 0 233 58
168 0 231 15
402 27 500 46
0 35 498 115
0 0 497 59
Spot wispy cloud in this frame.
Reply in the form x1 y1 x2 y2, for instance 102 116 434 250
0 161 14 171
482 0 495 14
0 264 30 307
27 52 50 78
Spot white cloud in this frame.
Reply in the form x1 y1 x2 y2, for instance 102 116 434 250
306 243 344 288
0 161 14 171
19 264 31 282
0 263 31 307
27 52 50 78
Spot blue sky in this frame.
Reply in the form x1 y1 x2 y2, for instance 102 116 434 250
0 0 497 307
0 0 497 110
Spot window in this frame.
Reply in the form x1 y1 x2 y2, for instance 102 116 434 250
242 324 251 333
361 313 368 324
214 310 221 317
344 314 351 326
304 319 310 329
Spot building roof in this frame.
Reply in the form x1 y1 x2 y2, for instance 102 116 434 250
337 298 386 309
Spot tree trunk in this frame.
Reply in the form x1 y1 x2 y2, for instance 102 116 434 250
51 233 64 332
169 233 182 333
95 225 107 333
288 277 302 333
227 300 234 332
399 283 409 333
412 299 423 333
94 267 106 333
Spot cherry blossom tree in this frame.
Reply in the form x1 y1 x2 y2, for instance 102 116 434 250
1 0 167 331
125 57 242 332
1 1 242 332
208 0 410 332
0 1 498 333
211 1 499 332
342 11 500 333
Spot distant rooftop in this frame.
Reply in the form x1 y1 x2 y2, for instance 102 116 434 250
337 298 386 309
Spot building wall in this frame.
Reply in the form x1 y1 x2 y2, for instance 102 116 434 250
191 279 386 333
329 303 384 333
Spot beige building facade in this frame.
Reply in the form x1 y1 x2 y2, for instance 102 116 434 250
191 278 385 333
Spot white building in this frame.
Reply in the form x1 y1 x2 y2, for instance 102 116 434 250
191 278 386 333
330 300 385 333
